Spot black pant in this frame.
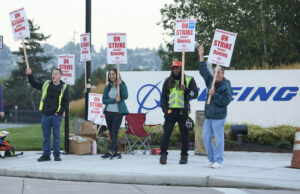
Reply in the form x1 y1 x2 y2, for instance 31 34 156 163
105 111 123 153
160 109 189 156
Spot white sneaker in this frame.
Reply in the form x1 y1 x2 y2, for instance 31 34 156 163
204 162 214 168
211 162 222 169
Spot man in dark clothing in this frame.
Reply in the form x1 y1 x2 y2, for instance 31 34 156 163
198 45 232 169
26 68 68 162
160 60 198 165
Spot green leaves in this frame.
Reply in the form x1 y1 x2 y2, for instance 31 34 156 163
4 20 52 110
159 0 300 69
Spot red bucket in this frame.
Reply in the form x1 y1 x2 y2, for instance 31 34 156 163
151 148 161 155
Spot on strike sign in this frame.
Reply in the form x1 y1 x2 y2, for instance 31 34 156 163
208 29 237 67
58 55 75 85
174 19 196 52
9 8 30 41
80 33 91 61
107 33 127 64
88 93 106 125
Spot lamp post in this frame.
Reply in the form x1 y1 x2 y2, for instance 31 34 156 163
85 0 92 120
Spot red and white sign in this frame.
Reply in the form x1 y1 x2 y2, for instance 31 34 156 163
9 8 30 41
88 93 106 125
174 19 196 52
208 29 237 67
107 33 127 64
80 33 91 61
58 55 75 85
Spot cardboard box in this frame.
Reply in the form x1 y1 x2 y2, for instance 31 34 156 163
69 136 93 155
80 121 98 140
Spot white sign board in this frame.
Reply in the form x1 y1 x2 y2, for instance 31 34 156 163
0 36 3 49
80 33 91 61
174 19 196 52
208 29 237 67
121 70 300 127
58 55 75 85
107 33 127 64
88 93 106 125
9 8 30 41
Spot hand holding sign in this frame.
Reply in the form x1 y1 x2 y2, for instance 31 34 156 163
174 19 196 85
206 29 237 104
107 33 127 98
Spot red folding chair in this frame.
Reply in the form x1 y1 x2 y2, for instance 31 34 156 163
124 113 160 154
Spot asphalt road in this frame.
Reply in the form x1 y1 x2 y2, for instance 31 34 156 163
1 176 299 194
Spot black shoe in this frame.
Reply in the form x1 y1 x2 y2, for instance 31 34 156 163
160 153 167 164
54 155 62 161
179 155 188 164
37 155 51 162
112 152 122 159
101 152 112 159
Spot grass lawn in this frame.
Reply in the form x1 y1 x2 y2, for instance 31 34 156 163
3 119 72 151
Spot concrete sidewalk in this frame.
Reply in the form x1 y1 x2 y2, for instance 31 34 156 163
0 151 299 190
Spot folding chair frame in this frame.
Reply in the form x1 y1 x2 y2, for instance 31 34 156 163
124 115 160 154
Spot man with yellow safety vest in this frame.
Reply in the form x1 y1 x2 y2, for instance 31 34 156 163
26 68 68 162
160 61 198 164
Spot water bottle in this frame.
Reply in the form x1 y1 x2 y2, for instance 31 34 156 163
92 140 97 155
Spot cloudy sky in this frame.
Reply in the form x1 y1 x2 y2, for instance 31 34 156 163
1 0 173 51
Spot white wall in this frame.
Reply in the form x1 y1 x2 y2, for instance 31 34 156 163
120 70 300 127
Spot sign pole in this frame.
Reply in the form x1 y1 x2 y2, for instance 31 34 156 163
22 38 30 69
207 64 219 104
181 51 185 86
117 63 120 97
85 0 92 120
85 61 87 92
64 85 70 153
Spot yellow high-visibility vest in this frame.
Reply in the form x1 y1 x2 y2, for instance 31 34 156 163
168 76 192 108
39 80 67 112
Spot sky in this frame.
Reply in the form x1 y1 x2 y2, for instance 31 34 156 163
0 0 173 52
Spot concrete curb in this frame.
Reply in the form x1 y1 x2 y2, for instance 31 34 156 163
1 168 297 190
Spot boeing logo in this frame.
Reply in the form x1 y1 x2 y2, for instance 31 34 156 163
137 82 162 113
197 87 298 101
136 84 298 112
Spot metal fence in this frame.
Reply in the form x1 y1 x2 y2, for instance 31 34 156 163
8 109 42 124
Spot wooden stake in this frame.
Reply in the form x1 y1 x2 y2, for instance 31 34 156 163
85 61 87 92
207 64 219 104
181 51 185 86
117 63 120 98
22 38 30 69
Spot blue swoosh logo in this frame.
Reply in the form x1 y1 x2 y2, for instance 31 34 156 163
137 81 162 113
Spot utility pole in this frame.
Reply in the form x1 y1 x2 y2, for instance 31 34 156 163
85 0 91 120
73 30 77 54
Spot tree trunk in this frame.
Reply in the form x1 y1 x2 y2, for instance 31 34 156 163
260 0 268 61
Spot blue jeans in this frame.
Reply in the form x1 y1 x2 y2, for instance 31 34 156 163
202 118 226 164
41 114 62 156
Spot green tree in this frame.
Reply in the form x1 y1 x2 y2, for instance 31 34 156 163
4 20 52 110
159 0 300 70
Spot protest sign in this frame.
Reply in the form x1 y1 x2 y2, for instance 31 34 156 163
9 8 30 41
88 93 106 125
9 8 30 68
174 19 196 52
80 33 91 62
174 19 196 84
58 55 75 85
208 28 237 67
207 29 237 104
107 33 127 64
